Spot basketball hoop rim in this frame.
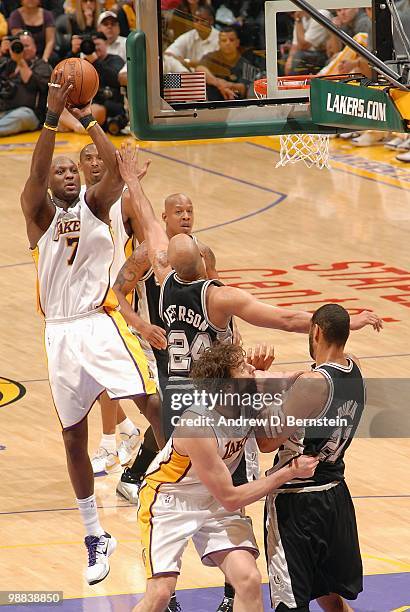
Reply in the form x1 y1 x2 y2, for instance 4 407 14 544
254 75 314 97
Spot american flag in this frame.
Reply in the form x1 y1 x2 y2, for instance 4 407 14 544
163 72 207 102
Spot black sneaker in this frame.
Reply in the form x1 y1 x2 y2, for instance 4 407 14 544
116 467 142 504
167 593 182 611
216 596 233 612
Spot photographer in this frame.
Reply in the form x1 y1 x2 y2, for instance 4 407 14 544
59 32 126 134
0 32 51 135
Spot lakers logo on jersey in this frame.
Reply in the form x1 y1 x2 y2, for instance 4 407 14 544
0 377 26 407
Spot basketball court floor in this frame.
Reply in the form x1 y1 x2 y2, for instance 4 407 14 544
0 130 409 611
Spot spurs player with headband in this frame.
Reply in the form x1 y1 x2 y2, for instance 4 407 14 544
78 144 158 474
135 342 320 612
20 72 160 585
259 304 365 612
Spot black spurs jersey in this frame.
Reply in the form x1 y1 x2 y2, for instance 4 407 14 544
134 267 168 375
159 271 233 378
275 358 365 488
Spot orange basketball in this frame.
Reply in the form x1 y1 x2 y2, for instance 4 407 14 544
52 58 99 107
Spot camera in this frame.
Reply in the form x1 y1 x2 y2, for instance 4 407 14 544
79 35 96 56
4 35 24 55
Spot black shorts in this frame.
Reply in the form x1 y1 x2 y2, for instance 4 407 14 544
265 480 363 609
161 377 195 442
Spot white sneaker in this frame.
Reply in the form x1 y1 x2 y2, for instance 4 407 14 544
91 447 118 475
84 532 117 585
351 131 387 147
117 429 141 466
396 150 410 162
384 136 407 150
339 131 360 140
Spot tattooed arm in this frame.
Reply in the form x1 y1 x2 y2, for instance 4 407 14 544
116 143 171 286
113 242 167 350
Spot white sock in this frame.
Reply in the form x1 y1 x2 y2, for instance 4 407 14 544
77 494 105 537
118 417 136 437
100 433 116 453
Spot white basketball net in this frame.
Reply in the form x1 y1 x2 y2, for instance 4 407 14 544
275 133 330 169
254 80 331 170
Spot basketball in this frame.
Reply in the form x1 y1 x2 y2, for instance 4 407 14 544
52 58 99 107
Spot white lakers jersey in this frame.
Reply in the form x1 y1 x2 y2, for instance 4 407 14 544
32 192 118 320
144 404 251 496
79 185 132 286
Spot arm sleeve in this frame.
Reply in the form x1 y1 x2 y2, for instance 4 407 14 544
7 8 23 30
43 8 55 27
93 54 124 88
25 59 52 93
165 31 189 57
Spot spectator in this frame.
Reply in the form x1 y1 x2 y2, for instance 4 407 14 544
319 32 370 77
55 0 100 58
215 0 246 28
116 0 135 37
97 10 126 61
166 0 210 42
164 5 219 72
59 31 126 133
285 10 331 75
334 8 371 37
8 0 56 63
196 26 259 100
0 8 7 37
0 31 51 135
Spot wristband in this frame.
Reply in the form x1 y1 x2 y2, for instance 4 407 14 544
79 114 95 129
43 123 58 131
45 109 59 128
85 120 98 132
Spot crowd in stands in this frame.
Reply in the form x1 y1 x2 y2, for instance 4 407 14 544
1 0 410 160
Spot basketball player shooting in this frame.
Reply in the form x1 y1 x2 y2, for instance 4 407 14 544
20 71 161 586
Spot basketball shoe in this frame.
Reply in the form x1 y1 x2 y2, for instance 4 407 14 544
116 467 142 504
117 428 141 466
167 593 182 611
84 532 117 585
91 447 118 475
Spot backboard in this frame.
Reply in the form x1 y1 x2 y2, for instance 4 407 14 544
127 0 408 141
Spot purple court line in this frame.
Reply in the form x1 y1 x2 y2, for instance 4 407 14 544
0 573 408 611
8 355 410 386
246 140 410 192
1 494 409 516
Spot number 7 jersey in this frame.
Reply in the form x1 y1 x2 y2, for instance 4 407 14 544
32 193 118 320
159 271 232 377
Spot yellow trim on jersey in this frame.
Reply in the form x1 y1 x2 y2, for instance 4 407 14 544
139 448 191 578
106 309 157 395
31 246 45 316
103 287 120 311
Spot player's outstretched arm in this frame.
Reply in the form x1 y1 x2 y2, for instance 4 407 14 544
113 243 167 350
177 428 318 511
21 70 72 248
68 105 124 220
116 142 171 285
350 310 383 332
212 286 312 332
